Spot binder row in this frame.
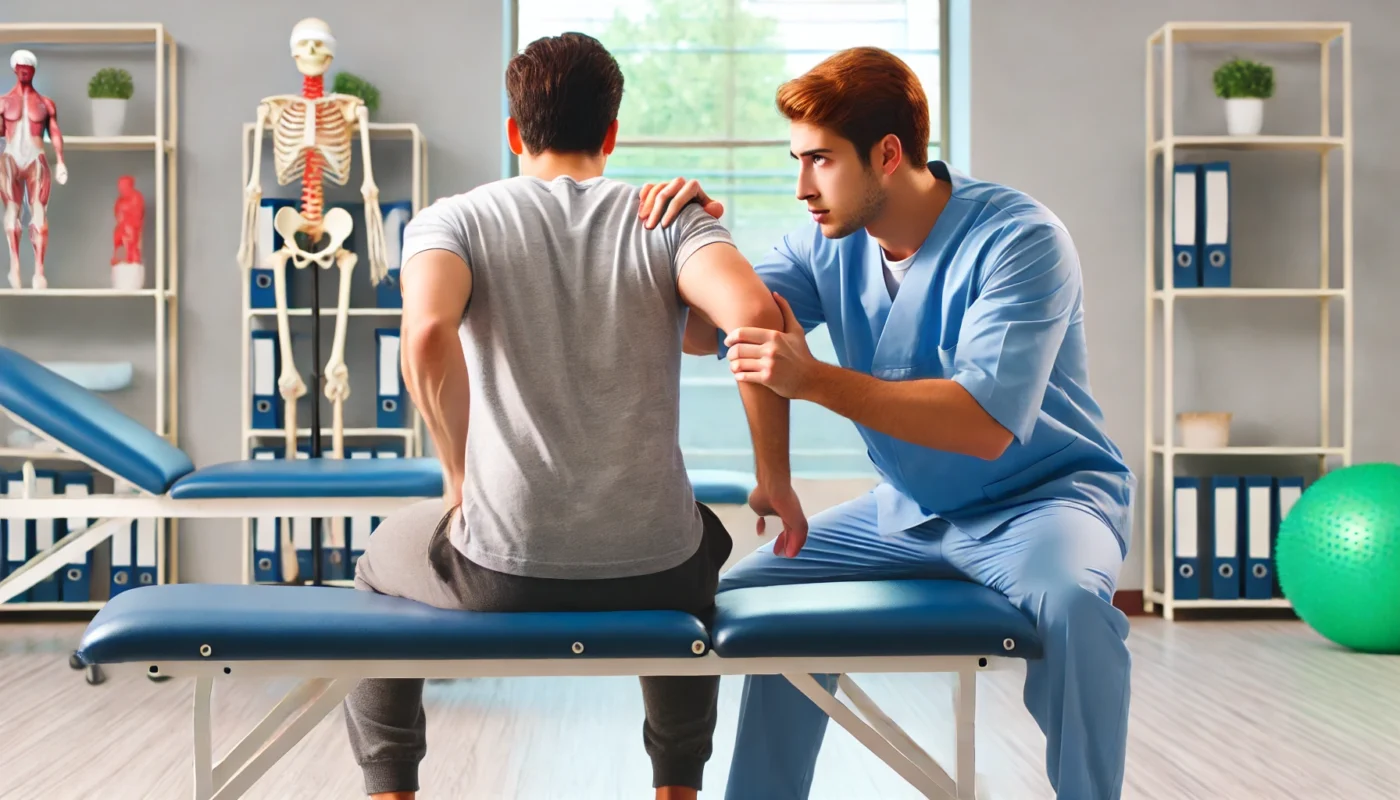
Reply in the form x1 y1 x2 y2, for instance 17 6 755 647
251 327 405 430
251 442 403 584
248 197 413 310
1172 475 1302 601
1 470 159 604
1171 161 1232 288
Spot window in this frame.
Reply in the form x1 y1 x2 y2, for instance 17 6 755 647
511 0 951 476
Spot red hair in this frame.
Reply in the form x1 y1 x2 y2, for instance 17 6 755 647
776 47 930 169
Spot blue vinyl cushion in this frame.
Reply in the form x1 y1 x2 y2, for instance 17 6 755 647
77 584 710 664
169 457 445 499
688 469 756 505
77 580 1041 666
0 345 195 494
711 579 1042 659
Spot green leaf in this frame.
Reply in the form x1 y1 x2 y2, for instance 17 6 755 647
88 67 134 100
332 71 380 113
1212 57 1274 99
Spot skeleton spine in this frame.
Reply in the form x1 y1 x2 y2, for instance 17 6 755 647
300 74 325 226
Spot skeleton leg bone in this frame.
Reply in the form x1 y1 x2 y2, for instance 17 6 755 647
269 250 305 461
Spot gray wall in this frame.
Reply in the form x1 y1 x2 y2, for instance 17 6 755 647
969 1 1400 592
6 1 1395 593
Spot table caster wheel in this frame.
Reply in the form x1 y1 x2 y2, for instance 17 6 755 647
69 651 84 671
86 665 105 686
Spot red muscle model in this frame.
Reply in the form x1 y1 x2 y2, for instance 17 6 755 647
2 49 67 290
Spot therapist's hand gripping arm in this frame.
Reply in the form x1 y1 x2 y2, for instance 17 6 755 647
399 249 473 511
678 243 809 557
730 224 1078 461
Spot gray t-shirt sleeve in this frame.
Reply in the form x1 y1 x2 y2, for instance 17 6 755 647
669 202 735 278
400 198 472 271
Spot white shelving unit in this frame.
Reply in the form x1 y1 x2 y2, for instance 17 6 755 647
0 22 180 610
1142 22 1352 620
236 120 428 585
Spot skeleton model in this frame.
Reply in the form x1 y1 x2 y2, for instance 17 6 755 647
3 49 68 290
236 18 388 461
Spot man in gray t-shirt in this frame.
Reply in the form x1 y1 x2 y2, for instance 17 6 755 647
398 175 739 580
341 32 807 800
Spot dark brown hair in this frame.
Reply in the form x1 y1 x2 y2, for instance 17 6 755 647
505 32 624 155
776 46 929 169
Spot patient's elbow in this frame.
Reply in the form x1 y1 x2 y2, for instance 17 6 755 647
403 320 459 366
728 294 784 334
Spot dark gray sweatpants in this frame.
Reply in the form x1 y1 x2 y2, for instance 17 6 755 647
342 498 734 796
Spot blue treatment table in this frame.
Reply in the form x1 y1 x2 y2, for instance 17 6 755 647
2 343 1040 800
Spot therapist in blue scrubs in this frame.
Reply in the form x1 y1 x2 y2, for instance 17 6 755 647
640 46 1135 800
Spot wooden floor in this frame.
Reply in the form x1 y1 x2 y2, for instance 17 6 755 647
0 615 1396 799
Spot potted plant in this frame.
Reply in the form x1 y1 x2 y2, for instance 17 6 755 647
88 67 134 137
1213 57 1274 136
332 71 380 117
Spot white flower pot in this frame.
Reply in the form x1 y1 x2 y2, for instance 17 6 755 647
1225 97 1264 136
91 98 127 137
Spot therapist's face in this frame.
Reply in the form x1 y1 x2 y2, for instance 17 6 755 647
790 121 887 239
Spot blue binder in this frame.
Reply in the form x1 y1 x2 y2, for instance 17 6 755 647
1242 475 1274 599
251 329 282 429
1272 477 1304 596
293 444 315 582
376 328 405 428
251 198 297 308
1172 476 1201 600
2 471 27 603
58 471 96 603
1210 476 1242 600
134 518 159 589
376 200 414 308
109 521 136 598
1172 164 1202 287
251 448 282 583
25 470 61 603
1200 161 1232 287
346 448 376 574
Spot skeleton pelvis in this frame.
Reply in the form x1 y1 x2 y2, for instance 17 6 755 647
272 205 353 269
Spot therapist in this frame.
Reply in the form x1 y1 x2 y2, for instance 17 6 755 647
640 46 1136 800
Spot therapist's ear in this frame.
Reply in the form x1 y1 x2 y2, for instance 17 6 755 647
873 134 903 177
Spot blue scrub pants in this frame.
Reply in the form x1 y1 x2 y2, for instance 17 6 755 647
719 491 1131 800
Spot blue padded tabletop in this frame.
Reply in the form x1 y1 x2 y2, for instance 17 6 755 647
711 579 1042 659
77 584 711 664
0 346 195 494
169 457 444 498
689 469 756 505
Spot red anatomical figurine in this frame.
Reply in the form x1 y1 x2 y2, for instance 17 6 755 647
2 49 67 290
112 175 144 266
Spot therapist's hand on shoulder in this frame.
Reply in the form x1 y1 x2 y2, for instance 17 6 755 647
726 293 817 400
638 177 724 229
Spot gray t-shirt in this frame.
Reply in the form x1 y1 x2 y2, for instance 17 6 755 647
400 174 734 580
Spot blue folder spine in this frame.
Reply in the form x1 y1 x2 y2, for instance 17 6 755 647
1210 476 1242 600
1200 161 1232 288
1172 163 1202 288
1172 476 1201 600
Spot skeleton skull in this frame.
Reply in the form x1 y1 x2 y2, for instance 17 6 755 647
289 17 335 77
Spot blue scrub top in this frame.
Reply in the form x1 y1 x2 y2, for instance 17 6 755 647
732 161 1135 551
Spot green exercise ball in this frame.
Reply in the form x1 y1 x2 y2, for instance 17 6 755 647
1275 462 1400 653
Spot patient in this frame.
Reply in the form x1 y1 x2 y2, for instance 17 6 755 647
341 32 807 800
